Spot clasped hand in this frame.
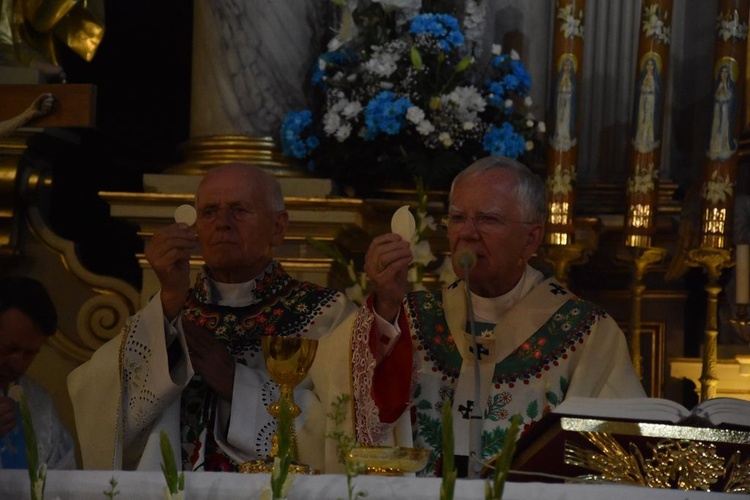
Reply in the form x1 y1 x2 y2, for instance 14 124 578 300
182 320 236 402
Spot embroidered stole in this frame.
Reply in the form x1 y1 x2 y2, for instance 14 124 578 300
444 278 569 456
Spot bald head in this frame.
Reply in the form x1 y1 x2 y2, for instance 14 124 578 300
197 164 285 212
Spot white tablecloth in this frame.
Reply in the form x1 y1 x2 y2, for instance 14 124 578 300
0 469 739 499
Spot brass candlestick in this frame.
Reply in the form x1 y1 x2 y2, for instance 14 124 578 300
537 243 591 289
616 246 667 382
685 247 732 401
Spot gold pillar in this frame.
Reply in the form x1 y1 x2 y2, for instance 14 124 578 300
168 1 319 177
616 247 666 381
618 1 672 383
687 0 748 401
170 135 298 177
624 0 673 250
544 0 585 248
542 0 588 284
686 248 732 401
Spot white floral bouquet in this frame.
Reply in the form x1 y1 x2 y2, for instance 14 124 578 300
280 0 543 196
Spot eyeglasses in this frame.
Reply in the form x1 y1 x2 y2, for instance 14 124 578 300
198 204 276 222
441 212 534 233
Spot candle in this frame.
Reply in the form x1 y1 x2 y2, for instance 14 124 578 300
736 244 750 304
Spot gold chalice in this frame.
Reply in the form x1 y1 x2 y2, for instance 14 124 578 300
239 335 318 474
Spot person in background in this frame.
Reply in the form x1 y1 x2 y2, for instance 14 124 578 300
0 275 76 469
69 163 357 473
352 155 646 477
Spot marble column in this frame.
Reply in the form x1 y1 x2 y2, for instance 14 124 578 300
171 0 329 176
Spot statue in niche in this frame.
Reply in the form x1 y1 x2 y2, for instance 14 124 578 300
707 61 738 161
0 0 104 82
549 53 578 151
0 93 54 138
632 54 663 153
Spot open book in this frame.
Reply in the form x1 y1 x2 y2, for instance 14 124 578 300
552 396 750 430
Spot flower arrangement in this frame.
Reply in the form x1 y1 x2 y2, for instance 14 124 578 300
280 0 542 196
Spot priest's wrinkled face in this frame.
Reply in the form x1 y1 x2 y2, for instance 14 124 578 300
194 164 289 283
0 308 48 388
447 167 543 298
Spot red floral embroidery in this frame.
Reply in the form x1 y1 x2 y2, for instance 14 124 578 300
189 440 202 465
205 452 234 472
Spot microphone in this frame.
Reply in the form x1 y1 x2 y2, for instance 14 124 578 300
457 249 482 478
458 249 477 271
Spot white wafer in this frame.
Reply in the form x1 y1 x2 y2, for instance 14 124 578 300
7 384 24 402
391 205 416 243
174 204 197 226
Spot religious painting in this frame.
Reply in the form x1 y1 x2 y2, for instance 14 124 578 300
549 53 578 151
707 56 739 161
632 52 663 153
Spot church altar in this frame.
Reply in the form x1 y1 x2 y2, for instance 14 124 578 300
0 469 739 500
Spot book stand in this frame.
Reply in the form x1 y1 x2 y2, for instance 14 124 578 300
510 415 750 492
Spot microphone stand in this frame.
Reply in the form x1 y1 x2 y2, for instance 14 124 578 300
462 261 483 479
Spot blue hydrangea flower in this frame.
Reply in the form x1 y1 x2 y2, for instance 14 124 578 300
482 122 526 159
363 91 413 140
490 53 509 68
280 110 319 160
509 60 531 93
277 3 541 187
311 49 359 88
486 56 532 109
485 80 507 107
410 13 464 53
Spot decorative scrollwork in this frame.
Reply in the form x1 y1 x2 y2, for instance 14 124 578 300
77 293 131 350
565 432 750 492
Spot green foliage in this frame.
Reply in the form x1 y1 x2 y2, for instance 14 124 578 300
102 476 120 498
159 430 184 495
440 397 456 500
20 394 46 500
485 414 522 500
325 394 367 500
19 395 38 473
271 392 294 499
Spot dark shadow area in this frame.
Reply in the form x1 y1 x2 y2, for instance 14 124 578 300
22 0 194 288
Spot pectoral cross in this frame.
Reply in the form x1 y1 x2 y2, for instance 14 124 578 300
468 343 489 360
458 400 481 419
549 282 568 295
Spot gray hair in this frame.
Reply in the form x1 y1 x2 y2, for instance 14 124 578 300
449 156 547 224
197 163 286 212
